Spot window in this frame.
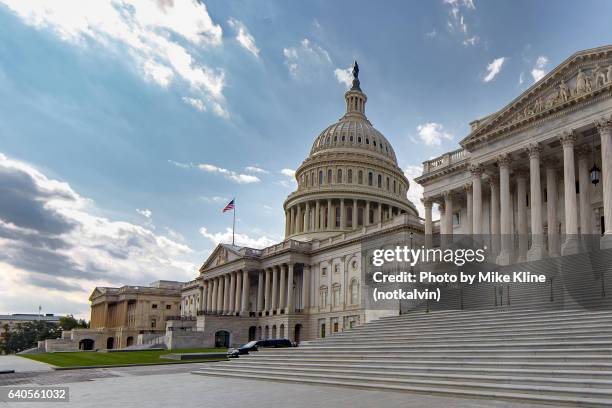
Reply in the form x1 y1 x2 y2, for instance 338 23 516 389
327 169 332 184
337 169 342 183
319 170 323 185
348 169 353 183
386 177 389 190
350 279 359 305
305 174 309 186
393 180 396 193
453 212 460 226
151 318 157 328
152 304 158 309
368 172 373 186
358 170 363 184
320 286 328 308
335 206 340 228
378 174 382 188
332 285 341 307
321 267 327 277
166 304 171 310
334 264 340 273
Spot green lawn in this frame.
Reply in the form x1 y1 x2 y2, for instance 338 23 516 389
21 348 227 368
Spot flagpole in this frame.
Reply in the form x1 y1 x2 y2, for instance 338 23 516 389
232 199 236 246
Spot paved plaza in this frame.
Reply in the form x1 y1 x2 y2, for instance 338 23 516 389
0 362 549 408
0 356 52 374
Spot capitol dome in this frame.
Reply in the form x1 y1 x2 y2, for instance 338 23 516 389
284 62 418 240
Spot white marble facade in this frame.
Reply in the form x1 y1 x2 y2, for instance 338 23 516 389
416 45 612 263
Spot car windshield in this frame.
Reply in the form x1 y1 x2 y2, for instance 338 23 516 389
242 341 258 348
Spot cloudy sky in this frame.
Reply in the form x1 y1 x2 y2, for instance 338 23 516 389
0 0 611 317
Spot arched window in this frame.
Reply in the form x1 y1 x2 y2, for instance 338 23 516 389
377 174 382 188
393 180 396 193
319 170 323 185
386 177 390 191
358 170 363 184
348 169 353 183
368 172 373 186
337 169 342 183
350 279 359 305
327 169 332 184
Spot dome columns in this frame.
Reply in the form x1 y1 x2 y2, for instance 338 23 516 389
284 198 409 239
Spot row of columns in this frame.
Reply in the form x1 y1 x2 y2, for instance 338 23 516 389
423 119 612 262
285 199 404 236
199 264 312 316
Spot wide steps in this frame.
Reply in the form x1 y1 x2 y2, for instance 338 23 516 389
192 307 612 406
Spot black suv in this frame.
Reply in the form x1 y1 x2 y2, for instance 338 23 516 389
227 338 293 358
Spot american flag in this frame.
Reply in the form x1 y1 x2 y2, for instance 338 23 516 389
222 199 235 213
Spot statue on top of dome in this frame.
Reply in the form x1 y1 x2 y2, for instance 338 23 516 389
351 60 361 91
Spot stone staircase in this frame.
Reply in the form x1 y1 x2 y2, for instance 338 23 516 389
193 308 612 407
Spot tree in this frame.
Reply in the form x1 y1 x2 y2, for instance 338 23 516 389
58 316 89 331
0 321 61 354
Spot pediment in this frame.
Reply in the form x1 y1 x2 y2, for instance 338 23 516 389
462 45 612 148
200 244 244 272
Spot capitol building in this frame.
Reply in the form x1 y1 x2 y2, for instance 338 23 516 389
45 45 612 353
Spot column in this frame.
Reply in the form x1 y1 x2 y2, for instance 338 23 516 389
443 191 453 237
599 119 612 248
271 266 279 312
577 146 592 236
471 165 483 234
516 169 528 262
284 210 289 237
489 176 500 258
223 274 230 314
352 199 358 228
423 199 433 236
526 144 547 260
229 272 236 314
315 200 320 231
305 202 311 232
365 201 371 226
279 264 286 313
289 207 295 236
464 184 473 235
560 132 580 255
545 161 560 256
264 268 271 313
257 270 264 313
438 203 446 235
296 205 302 234
497 154 512 265
241 270 250 314
377 203 382 223
340 199 346 229
234 271 242 314
302 265 311 310
199 285 205 313
327 199 333 230
286 263 295 313
210 279 218 313
216 276 223 313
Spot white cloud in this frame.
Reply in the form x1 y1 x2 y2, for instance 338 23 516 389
518 72 525 85
167 159 192 169
0 0 229 117
136 208 152 218
245 166 268 174
198 163 260 184
280 168 295 177
199 227 277 249
426 28 437 39
182 96 206 112
415 123 453 146
334 66 352 88
0 153 195 316
531 55 548 83
483 57 505 82
462 35 479 46
403 165 440 220
227 17 260 57
283 38 332 79
200 196 228 203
